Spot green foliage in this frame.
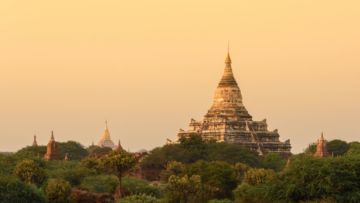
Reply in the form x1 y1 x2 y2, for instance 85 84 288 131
15 146 47 160
87 145 113 157
122 176 162 197
141 135 260 180
346 142 360 156
304 143 317 154
14 159 47 186
266 155 360 202
45 178 72 203
205 142 260 166
0 176 45 203
327 139 349 156
166 174 203 203
46 160 94 186
208 199 234 203
187 161 237 199
261 153 286 171
0 154 18 175
119 194 161 203
160 161 186 181
244 168 276 186
233 183 268 203
233 162 250 182
81 175 119 193
57 141 89 160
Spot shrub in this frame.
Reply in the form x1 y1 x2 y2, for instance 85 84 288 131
0 176 45 203
81 175 119 193
122 176 161 197
45 179 72 203
14 159 47 186
118 194 161 203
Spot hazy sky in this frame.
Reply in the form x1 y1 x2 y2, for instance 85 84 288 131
1 0 359 153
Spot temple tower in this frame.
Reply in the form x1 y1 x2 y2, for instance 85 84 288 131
177 49 291 155
44 131 58 161
32 135 38 147
98 121 115 149
314 133 328 157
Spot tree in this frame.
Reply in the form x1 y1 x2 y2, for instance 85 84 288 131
160 161 186 181
327 139 349 156
45 179 72 203
233 183 268 203
0 176 45 203
57 141 89 160
87 145 113 157
122 176 161 197
346 142 360 156
188 161 237 199
100 150 136 198
244 168 276 186
233 162 250 182
166 174 202 203
261 153 286 171
81 175 119 193
15 146 47 160
14 159 46 186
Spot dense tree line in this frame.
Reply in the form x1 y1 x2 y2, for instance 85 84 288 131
0 136 359 202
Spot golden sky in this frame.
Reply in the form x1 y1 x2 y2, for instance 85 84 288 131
0 0 359 153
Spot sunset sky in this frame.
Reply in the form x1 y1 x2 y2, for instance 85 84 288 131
1 0 359 153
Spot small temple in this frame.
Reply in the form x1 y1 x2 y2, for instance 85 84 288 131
32 135 38 147
314 132 328 157
177 49 291 155
44 131 58 161
98 121 116 149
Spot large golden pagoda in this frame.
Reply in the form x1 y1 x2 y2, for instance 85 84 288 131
177 50 291 155
98 121 116 149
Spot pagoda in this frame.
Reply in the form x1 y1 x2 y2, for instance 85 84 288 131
177 49 291 155
98 121 116 149
44 131 58 161
32 135 38 147
314 133 328 157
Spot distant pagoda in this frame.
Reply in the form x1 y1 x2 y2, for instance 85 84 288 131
177 49 291 155
44 131 58 161
314 133 328 157
32 135 38 147
98 121 116 149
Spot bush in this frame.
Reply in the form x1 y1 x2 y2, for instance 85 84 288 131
46 161 94 186
81 175 119 193
119 194 161 203
208 199 234 203
45 179 72 203
233 183 268 203
14 159 47 186
244 168 276 186
122 176 161 197
0 176 45 203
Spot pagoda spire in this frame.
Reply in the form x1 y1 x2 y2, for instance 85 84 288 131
32 135 38 147
218 44 237 87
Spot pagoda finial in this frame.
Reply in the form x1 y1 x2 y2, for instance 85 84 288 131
225 41 231 65
51 131 54 140
105 120 108 129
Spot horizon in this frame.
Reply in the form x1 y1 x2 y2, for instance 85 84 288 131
1 0 359 153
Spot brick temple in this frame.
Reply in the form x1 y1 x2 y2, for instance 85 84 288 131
177 50 291 155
